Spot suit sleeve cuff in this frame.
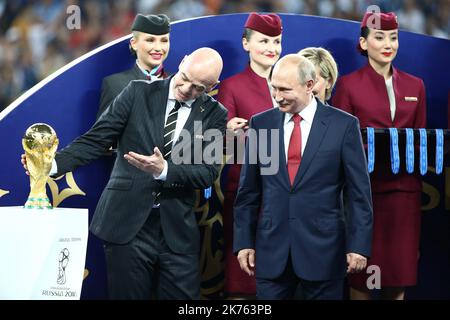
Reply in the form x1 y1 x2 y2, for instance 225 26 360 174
153 160 168 181
49 159 58 176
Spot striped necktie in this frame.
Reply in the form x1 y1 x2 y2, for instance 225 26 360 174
163 100 182 159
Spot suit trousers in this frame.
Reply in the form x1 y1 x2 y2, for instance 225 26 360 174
256 255 344 300
103 208 200 299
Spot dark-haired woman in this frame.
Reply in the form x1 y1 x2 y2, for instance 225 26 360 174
333 12 426 300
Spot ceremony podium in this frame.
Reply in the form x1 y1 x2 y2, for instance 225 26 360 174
0 207 88 300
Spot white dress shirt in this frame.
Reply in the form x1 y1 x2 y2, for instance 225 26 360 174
283 97 317 161
385 76 396 121
156 77 195 180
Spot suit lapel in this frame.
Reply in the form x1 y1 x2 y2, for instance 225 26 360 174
172 93 208 150
151 78 171 150
293 101 330 188
277 110 290 186
183 94 207 133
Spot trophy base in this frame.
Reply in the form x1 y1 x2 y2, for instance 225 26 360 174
24 197 53 209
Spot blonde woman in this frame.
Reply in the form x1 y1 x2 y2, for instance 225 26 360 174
298 47 338 104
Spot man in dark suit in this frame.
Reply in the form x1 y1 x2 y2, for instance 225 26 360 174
22 48 226 299
96 14 171 120
233 54 373 300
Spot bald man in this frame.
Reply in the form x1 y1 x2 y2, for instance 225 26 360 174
28 48 227 299
233 55 372 299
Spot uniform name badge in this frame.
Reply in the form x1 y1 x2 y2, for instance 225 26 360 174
419 128 428 175
405 128 414 174
435 129 443 175
389 128 400 174
367 127 375 173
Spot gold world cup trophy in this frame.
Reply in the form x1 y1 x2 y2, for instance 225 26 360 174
22 123 59 209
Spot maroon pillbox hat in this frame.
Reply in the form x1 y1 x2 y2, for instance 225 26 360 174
244 12 282 37
361 11 398 30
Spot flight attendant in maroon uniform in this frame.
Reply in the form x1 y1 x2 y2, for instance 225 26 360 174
217 12 283 297
332 12 427 300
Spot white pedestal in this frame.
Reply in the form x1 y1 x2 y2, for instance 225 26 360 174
0 207 88 300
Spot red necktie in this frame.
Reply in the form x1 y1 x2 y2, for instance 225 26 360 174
287 114 302 186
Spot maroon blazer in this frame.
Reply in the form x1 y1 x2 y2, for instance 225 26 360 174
332 63 427 193
218 65 275 191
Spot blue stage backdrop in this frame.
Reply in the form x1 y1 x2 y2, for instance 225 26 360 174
0 14 449 299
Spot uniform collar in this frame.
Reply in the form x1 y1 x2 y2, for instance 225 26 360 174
364 62 399 82
136 61 164 79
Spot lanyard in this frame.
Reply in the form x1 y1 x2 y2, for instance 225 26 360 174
435 129 443 175
367 127 375 173
405 128 414 174
419 128 428 175
389 128 400 174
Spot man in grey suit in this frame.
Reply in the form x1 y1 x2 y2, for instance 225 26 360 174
96 13 171 120
22 48 227 300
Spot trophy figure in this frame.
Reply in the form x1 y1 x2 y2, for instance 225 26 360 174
22 123 59 209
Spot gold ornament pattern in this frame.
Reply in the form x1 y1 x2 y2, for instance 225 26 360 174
195 156 227 299
47 172 86 207
0 189 10 198
208 89 218 97
83 269 89 280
